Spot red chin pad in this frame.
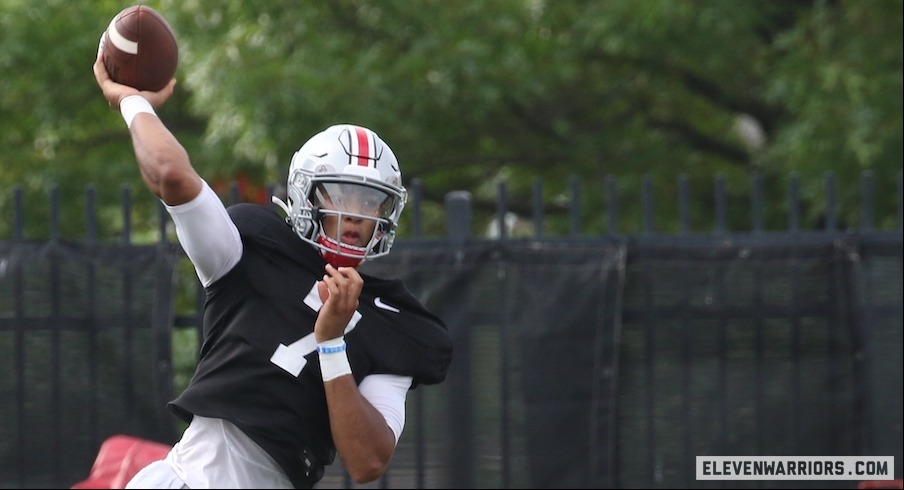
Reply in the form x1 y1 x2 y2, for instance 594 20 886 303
316 234 365 268
322 250 363 268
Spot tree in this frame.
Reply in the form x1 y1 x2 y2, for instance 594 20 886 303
0 0 204 240
2 0 901 239
156 0 903 234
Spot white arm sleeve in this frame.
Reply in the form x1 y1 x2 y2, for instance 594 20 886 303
358 374 413 444
164 180 242 287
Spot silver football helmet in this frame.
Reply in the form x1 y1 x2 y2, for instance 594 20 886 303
272 124 407 267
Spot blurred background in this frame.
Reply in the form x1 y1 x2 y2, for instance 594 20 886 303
1 1 901 489
1 0 901 239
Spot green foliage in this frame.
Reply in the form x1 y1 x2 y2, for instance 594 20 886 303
172 325 198 396
763 0 904 228
2 0 901 240
0 0 202 240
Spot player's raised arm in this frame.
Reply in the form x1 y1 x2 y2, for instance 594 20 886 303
92 7 201 206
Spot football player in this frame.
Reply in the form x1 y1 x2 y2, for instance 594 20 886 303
93 50 453 489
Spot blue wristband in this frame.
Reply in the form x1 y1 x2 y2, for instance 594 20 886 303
317 342 347 354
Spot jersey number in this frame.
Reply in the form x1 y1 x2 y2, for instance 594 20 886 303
269 283 361 377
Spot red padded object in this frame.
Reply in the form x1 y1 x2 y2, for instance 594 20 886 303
857 480 903 489
71 434 171 489
101 5 178 92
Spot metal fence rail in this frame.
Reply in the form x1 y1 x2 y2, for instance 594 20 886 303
5 171 903 242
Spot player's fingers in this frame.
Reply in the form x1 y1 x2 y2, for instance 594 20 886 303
336 266 360 280
322 275 349 308
329 266 362 292
92 56 106 83
321 274 337 296
337 267 363 299
323 275 358 314
324 264 348 290
92 61 120 109
141 78 176 108
339 267 364 285
317 280 330 303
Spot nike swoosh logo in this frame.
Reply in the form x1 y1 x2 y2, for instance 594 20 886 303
374 297 400 313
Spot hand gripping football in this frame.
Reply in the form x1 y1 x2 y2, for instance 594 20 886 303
101 5 178 92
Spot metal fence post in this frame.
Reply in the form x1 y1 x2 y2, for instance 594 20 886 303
445 191 472 244
443 190 474 488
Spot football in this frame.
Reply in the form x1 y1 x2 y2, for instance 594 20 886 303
101 5 178 92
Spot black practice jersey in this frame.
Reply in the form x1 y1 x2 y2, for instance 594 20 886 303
168 203 453 488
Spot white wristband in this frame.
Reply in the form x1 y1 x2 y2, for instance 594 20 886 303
318 338 352 382
120 95 156 128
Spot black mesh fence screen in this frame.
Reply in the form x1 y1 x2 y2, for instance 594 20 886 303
0 241 178 489
1 233 901 489
618 234 869 489
343 235 901 489
331 240 626 489
855 234 904 483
